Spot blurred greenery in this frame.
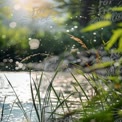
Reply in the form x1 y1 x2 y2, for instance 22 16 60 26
0 0 122 64
0 1 78 63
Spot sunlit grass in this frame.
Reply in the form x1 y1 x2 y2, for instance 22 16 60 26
0 57 122 122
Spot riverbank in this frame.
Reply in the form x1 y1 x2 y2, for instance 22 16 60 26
1 49 121 74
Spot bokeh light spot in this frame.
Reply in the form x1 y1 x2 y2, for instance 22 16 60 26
9 22 17 28
29 39 40 50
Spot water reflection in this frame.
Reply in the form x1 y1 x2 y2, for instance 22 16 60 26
0 72 51 103
0 71 89 121
0 72 45 122
0 103 36 122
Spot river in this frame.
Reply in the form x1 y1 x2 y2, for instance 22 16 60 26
0 71 90 122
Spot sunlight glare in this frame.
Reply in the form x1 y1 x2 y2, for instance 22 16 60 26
13 0 54 19
15 0 44 11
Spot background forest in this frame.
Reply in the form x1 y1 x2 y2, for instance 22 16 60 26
0 0 122 70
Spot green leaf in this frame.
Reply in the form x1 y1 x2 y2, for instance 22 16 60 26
106 29 122 50
118 36 122 52
117 22 122 27
112 7 122 11
82 21 111 32
86 61 114 72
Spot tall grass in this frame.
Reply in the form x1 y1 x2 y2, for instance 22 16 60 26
1 50 121 121
1 65 78 122
1 56 122 122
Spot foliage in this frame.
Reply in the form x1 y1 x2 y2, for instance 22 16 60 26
1 0 121 63
0 0 118 62
71 6 122 122
82 21 111 32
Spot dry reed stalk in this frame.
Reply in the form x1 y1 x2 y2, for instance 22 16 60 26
68 34 88 50
96 51 101 63
21 53 49 62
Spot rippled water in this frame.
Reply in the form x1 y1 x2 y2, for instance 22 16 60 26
0 72 55 122
0 71 89 122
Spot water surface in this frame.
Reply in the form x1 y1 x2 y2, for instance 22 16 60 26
0 71 88 122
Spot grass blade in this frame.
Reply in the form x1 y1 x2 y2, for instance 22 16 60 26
6 100 16 122
70 72 89 101
4 75 29 122
47 92 75 120
30 80 41 122
1 96 6 121
72 84 87 117
51 85 66 113
43 70 58 105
